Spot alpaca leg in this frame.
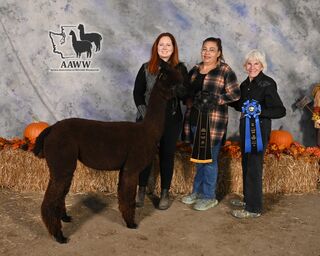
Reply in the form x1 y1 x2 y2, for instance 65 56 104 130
118 170 138 229
61 204 72 222
60 176 73 223
41 178 70 243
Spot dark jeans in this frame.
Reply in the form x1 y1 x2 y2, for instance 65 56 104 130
139 117 182 190
241 151 264 213
240 117 271 213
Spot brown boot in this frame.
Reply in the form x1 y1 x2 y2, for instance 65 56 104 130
136 186 146 208
158 189 170 210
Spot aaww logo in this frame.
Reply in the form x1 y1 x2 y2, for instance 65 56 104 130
49 24 102 72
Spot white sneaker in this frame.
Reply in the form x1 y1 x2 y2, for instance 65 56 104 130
231 209 261 218
181 193 200 205
230 199 246 207
193 199 218 211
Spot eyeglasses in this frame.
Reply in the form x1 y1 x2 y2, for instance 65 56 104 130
201 48 217 53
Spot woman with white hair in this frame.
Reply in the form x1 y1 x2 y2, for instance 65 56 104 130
230 49 286 218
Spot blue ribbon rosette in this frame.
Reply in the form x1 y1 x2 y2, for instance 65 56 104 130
242 99 263 153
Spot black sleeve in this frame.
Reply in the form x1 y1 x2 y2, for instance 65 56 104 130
133 64 147 107
260 82 286 119
228 82 242 112
179 63 189 88
187 67 199 97
228 98 242 112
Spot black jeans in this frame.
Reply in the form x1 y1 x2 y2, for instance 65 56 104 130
139 116 182 190
240 118 271 213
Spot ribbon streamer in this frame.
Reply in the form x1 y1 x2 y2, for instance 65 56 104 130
190 110 212 163
242 99 263 153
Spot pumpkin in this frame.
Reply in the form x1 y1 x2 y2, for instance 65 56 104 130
269 129 293 149
24 121 49 143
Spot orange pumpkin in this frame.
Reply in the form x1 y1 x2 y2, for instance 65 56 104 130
269 130 293 149
24 121 49 143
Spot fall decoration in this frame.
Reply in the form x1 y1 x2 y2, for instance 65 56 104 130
312 83 320 98
23 122 49 143
0 137 31 151
269 129 294 149
1 138 319 160
0 141 319 196
221 140 320 159
220 141 242 158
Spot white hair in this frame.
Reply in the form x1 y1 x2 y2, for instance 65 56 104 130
244 49 268 72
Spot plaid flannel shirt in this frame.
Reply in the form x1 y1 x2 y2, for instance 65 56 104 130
183 62 240 146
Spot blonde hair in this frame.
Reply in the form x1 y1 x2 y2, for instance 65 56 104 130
244 49 267 72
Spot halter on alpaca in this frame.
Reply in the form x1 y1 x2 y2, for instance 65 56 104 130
33 64 182 243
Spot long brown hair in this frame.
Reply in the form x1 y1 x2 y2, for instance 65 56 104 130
148 32 179 74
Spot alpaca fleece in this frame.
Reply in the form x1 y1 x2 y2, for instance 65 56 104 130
33 64 182 243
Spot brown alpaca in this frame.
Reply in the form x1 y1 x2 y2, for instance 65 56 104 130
33 64 182 243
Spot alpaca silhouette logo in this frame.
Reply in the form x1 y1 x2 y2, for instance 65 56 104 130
49 24 103 72
77 24 102 52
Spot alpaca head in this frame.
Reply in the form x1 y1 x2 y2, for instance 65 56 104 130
156 63 183 100
78 24 84 30
69 30 75 36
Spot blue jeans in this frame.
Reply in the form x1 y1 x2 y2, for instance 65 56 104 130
191 127 222 199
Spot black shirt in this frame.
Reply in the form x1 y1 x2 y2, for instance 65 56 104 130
133 61 189 121
191 73 206 95
230 71 286 119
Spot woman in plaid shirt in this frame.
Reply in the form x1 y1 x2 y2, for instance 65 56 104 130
181 37 240 211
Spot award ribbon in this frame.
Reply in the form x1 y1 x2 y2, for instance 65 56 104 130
242 99 263 153
190 110 212 163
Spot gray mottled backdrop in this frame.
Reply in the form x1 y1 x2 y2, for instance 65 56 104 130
0 0 319 145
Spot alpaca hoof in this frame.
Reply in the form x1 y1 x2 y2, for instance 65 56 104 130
54 231 69 244
127 223 138 229
61 214 72 222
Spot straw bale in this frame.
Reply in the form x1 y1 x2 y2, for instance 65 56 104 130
215 154 319 195
153 151 196 196
0 148 318 195
263 155 319 194
217 155 243 196
0 148 119 193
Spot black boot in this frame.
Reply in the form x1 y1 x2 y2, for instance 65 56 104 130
136 186 146 208
158 189 170 210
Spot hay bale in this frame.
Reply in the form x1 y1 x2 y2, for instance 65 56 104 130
263 155 319 194
216 154 319 195
153 151 196 196
0 148 119 193
0 148 49 191
0 148 319 195
217 155 243 196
